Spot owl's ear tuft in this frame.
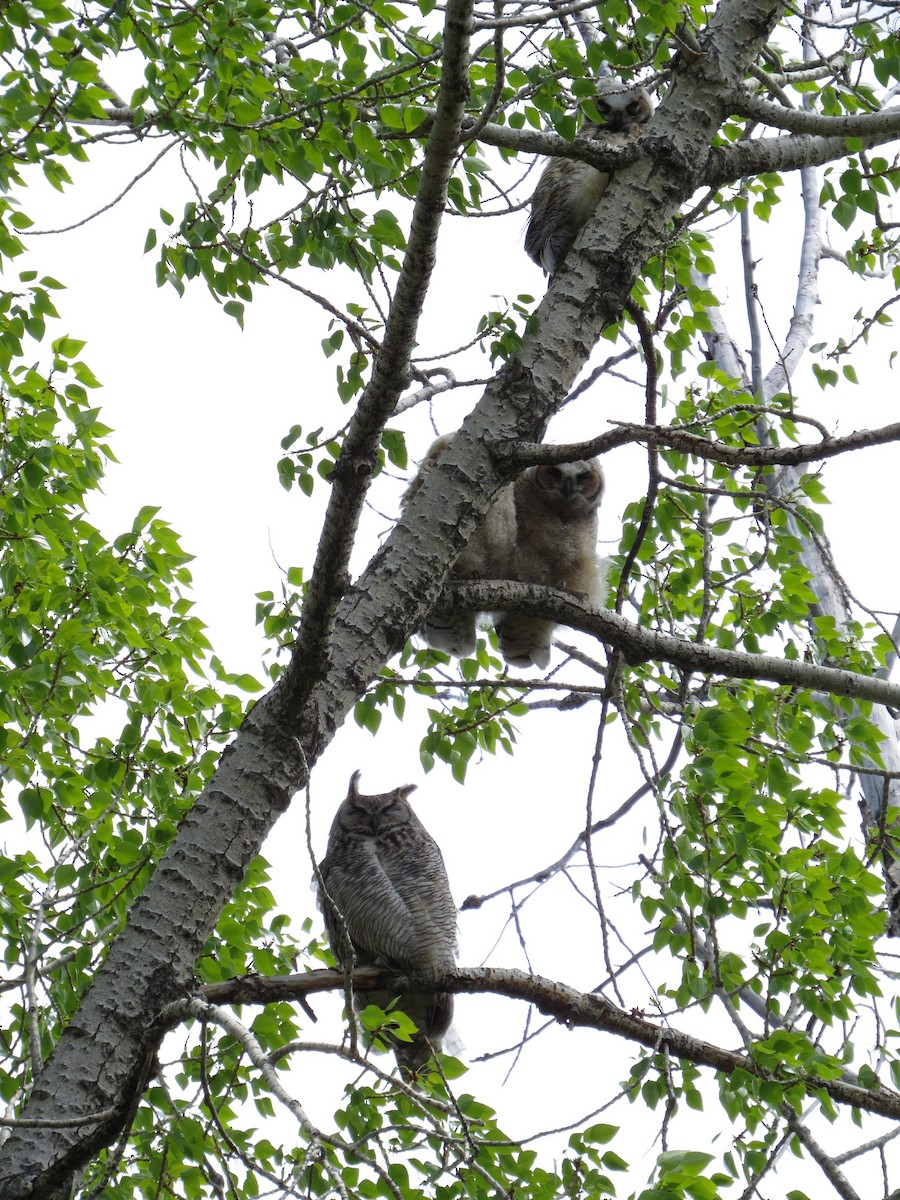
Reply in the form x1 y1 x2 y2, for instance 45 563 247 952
396 784 417 801
348 771 362 798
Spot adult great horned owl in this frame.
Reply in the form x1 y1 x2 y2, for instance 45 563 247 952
404 436 606 669
496 459 606 669
525 79 654 276
401 433 517 658
318 772 458 1074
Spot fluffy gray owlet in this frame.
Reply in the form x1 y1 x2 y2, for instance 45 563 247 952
525 81 654 275
401 433 517 658
495 459 607 669
318 771 458 1074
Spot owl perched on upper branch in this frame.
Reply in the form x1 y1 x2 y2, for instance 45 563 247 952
403 435 607 669
496 458 606 669
525 77 655 276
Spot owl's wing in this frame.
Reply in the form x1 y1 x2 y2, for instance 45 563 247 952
377 835 458 966
525 157 610 275
321 837 456 972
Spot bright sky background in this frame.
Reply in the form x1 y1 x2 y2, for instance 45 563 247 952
10 101 900 1194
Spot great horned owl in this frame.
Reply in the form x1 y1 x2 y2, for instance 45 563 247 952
405 437 606 670
495 459 607 669
318 771 458 1074
401 434 517 658
525 79 654 276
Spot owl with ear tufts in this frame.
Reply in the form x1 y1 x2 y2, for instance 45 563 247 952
318 772 458 1075
404 435 607 670
525 76 654 276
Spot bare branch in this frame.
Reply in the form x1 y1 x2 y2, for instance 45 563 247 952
833 1126 900 1165
197 965 900 1122
783 1108 864 1200
494 419 900 469
461 732 684 908
451 580 900 708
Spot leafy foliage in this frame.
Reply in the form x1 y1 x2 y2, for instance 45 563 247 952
0 351 262 1091
0 0 899 1197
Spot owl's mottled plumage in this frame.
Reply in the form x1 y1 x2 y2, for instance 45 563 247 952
496 460 607 669
401 434 517 658
405 437 606 669
525 80 654 276
318 772 457 1074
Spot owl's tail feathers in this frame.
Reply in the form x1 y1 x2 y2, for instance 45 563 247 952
524 222 570 277
394 1039 438 1076
392 991 461 1077
442 1023 465 1059
495 614 554 670
422 612 477 659
395 1025 465 1077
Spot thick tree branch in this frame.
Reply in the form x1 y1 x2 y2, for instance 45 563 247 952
730 90 900 136
705 129 900 189
436 97 900 196
450 580 900 708
198 966 900 1122
496 419 900 469
452 116 651 165
450 105 900 185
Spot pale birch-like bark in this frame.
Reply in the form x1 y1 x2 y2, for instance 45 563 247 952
696 159 900 925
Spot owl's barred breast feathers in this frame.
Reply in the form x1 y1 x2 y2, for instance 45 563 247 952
318 772 458 1074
